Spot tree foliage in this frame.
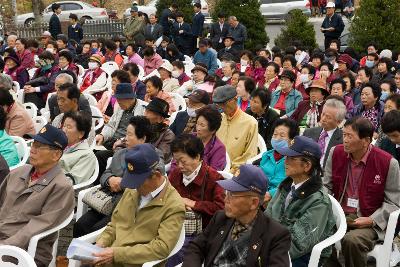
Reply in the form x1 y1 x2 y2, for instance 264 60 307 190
349 0 400 52
156 0 194 24
275 9 317 51
213 0 269 51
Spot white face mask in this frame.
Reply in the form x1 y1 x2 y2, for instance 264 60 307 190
300 74 309 84
240 59 248 66
187 107 197 117
88 62 98 70
46 48 54 53
172 70 180 78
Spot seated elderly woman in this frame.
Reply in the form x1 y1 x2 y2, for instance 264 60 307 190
168 134 225 264
144 76 176 114
257 118 299 203
266 136 336 267
247 88 280 150
158 61 180 93
349 82 384 132
80 54 108 101
330 78 354 112
60 111 97 185
236 76 255 111
3 48 29 88
0 107 20 168
177 64 215 96
73 115 156 237
290 79 329 129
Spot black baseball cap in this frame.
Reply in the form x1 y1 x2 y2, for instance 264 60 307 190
26 124 68 150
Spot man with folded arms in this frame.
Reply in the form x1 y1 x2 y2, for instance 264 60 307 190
183 164 291 267
0 124 74 267
89 144 185 266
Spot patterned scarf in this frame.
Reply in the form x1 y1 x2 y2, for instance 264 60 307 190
306 101 322 128
362 106 379 130
183 117 197 134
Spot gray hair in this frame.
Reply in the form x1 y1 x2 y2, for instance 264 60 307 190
323 98 347 122
7 35 17 42
225 60 236 70
0 73 13 90
55 73 74 84
228 16 237 21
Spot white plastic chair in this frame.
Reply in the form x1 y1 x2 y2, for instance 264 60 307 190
12 81 20 93
184 62 195 77
16 89 25 104
23 102 38 119
169 111 178 125
222 152 231 173
216 58 222 68
77 64 85 77
217 171 233 179
308 195 347 267
27 210 74 267
0 245 37 267
183 55 192 63
41 111 51 122
33 116 47 133
138 65 145 80
83 93 98 106
73 160 99 191
90 106 104 131
170 93 187 111
257 134 267 154
28 68 37 80
165 162 171 173
367 208 400 267
10 136 29 171
101 61 119 75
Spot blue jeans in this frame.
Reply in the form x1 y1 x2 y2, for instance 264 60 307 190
292 253 311 267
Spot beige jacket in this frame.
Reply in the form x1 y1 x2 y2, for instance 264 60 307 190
96 180 185 267
6 102 35 137
0 164 75 266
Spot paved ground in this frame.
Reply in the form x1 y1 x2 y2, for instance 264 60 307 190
265 17 351 49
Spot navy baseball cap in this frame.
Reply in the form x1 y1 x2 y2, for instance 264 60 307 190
276 136 322 159
115 83 136 99
121 144 160 189
26 124 68 150
217 165 267 195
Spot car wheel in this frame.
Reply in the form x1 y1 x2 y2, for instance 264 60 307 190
25 18 35 27
80 16 92 24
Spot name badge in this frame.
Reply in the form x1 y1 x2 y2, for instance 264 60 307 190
347 198 359 208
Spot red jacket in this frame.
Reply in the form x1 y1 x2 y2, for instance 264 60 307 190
266 77 280 92
168 162 225 228
331 145 391 217
17 49 35 69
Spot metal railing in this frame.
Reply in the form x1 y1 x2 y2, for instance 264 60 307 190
83 19 125 39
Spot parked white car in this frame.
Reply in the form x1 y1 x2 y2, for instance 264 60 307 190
123 0 209 20
260 0 311 19
17 1 109 26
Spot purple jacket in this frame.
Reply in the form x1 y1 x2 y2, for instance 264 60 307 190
171 135 227 172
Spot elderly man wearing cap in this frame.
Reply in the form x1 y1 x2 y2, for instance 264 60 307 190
266 136 336 267
89 143 185 267
170 89 210 136
270 69 303 118
144 97 175 163
123 5 145 44
177 64 214 96
80 53 108 100
290 79 328 128
321 1 344 50
49 3 62 39
217 35 239 62
193 39 219 75
0 124 74 267
158 61 180 93
40 31 52 49
214 85 258 173
183 164 291 267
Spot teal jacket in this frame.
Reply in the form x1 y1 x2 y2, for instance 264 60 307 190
0 130 20 167
270 88 303 117
265 173 336 260
259 149 286 197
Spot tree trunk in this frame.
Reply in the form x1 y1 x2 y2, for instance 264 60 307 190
32 0 43 24
11 0 17 26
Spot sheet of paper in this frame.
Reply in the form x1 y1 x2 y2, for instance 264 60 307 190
93 145 108 151
67 238 103 261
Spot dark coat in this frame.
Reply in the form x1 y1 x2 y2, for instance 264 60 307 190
379 137 400 164
160 8 173 35
144 23 163 40
67 23 84 44
49 13 62 39
303 126 343 168
182 210 291 267
228 23 247 50
156 47 168 59
209 22 229 49
192 12 205 37
321 13 345 39
290 100 324 126
217 47 239 62
172 22 192 55
169 111 189 136
0 155 9 185
48 94 92 121
246 107 280 150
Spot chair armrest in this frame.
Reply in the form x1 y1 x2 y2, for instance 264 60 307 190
77 227 106 244
246 153 263 164
76 185 101 221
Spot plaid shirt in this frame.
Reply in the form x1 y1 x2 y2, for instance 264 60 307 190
168 162 225 228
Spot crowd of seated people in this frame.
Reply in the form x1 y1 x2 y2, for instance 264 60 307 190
1 19 400 267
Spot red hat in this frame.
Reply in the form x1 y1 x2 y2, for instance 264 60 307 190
338 54 353 68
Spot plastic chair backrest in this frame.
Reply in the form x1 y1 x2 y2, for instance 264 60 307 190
10 136 29 171
33 116 48 133
101 61 119 75
257 134 267 154
90 106 104 131
12 81 20 93
0 245 37 267
23 102 38 119
83 93 98 106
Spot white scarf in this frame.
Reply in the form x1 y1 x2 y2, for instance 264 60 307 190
182 163 202 186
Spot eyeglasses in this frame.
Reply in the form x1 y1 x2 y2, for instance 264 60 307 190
31 141 58 151
225 191 255 199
